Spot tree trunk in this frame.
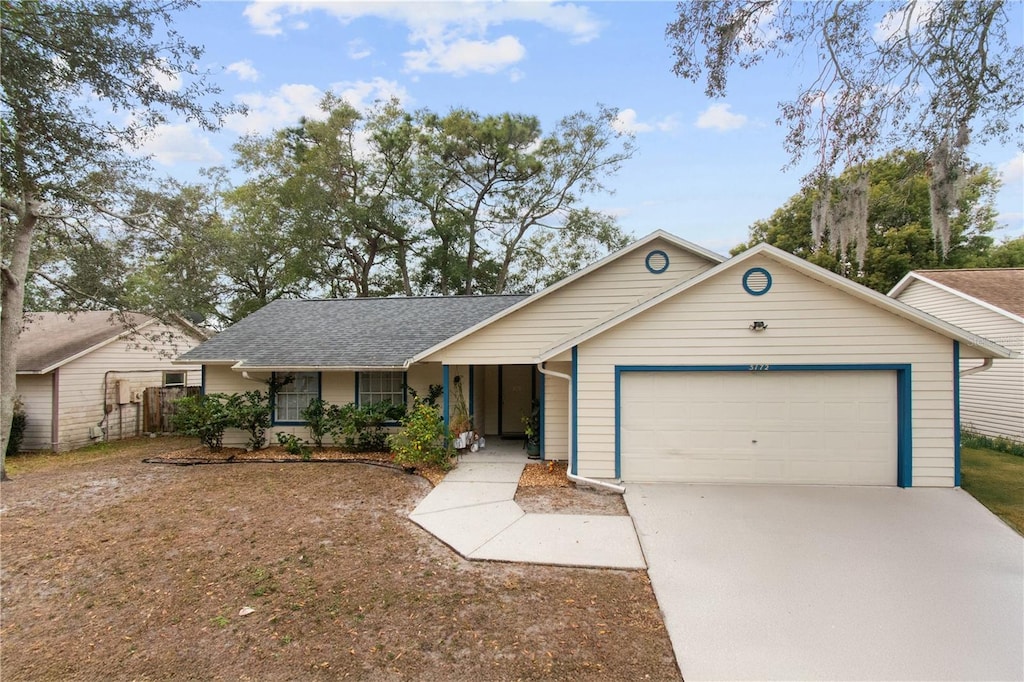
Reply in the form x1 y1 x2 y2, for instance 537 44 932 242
396 239 413 296
1 197 38 480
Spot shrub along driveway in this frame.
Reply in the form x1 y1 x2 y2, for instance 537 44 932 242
626 483 1024 682
0 439 678 681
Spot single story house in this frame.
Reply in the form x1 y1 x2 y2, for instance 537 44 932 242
890 268 1023 443
15 311 205 451
178 231 1013 488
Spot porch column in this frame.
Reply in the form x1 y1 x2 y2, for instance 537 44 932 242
442 364 450 428
468 365 474 428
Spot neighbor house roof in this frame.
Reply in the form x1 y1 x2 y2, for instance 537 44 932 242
177 296 529 370
17 311 160 374
539 243 1016 361
888 269 1024 322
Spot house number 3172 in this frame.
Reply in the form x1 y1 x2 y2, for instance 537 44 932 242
749 364 770 371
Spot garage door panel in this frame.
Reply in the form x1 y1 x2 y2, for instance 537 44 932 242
620 371 897 485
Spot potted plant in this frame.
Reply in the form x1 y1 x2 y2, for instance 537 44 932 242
522 401 540 459
450 375 476 449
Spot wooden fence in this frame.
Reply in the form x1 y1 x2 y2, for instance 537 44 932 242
143 386 201 433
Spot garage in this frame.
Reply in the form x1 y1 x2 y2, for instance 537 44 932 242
619 368 900 485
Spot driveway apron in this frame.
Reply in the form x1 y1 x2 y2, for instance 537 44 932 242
625 483 1024 681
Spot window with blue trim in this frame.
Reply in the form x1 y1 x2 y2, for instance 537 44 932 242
274 372 319 422
358 371 405 408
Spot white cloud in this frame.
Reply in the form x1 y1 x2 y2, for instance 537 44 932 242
146 59 182 93
998 151 1024 189
348 39 372 60
613 109 652 134
225 83 325 135
873 1 938 43
226 60 260 82
139 124 223 165
329 77 411 110
224 79 410 135
695 103 748 132
612 109 679 135
404 35 525 76
242 1 601 75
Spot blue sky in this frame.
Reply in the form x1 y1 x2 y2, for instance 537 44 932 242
147 1 1024 254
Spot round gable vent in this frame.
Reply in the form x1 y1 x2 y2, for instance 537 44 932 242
742 267 772 296
645 249 670 274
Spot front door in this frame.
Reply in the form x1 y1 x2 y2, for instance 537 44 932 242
499 365 534 436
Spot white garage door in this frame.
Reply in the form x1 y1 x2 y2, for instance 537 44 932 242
620 371 897 485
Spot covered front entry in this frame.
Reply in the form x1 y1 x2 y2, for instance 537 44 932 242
618 368 902 485
480 364 538 437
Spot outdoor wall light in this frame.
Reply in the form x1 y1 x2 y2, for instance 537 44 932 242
749 321 768 331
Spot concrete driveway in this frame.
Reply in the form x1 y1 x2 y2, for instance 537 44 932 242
625 484 1024 681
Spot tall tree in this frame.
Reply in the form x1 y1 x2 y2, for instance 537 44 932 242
121 173 231 325
411 106 635 294
667 1 1024 255
1 0 237 478
734 150 1002 292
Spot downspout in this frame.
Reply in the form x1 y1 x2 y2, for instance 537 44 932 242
537 362 626 494
959 358 993 377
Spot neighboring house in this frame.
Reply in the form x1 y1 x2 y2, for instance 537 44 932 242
890 268 1024 443
179 231 1012 488
15 311 206 451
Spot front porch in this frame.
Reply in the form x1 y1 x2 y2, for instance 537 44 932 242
436 361 571 463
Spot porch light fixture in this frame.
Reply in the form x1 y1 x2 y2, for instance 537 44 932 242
749 321 768 331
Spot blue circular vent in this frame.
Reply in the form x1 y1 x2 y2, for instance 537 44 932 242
645 249 670 274
742 267 772 296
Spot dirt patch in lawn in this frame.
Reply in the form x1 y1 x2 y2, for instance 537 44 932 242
1 439 677 681
515 462 628 516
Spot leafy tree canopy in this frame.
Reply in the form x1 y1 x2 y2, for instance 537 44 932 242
733 150 1021 292
667 1 1024 255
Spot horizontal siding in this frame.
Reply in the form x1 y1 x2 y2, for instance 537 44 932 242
542 361 570 461
56 323 202 451
204 364 448 448
15 374 52 451
431 238 715 364
577 254 958 486
897 280 1024 440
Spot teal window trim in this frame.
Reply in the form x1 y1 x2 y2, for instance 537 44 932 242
272 371 322 426
613 364 913 487
953 342 961 487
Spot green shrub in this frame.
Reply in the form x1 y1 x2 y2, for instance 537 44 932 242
225 391 271 450
389 400 453 470
962 429 1024 457
301 398 335 449
5 399 27 457
328 401 405 452
276 432 311 460
174 394 231 450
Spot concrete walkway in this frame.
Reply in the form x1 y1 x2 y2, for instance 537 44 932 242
409 448 646 569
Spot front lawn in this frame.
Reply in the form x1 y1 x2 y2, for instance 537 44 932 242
961 446 1024 535
0 438 678 680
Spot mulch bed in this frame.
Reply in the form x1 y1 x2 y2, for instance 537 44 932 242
0 438 678 681
516 461 629 516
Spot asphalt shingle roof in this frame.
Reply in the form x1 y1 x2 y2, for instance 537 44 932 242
916 269 1024 317
17 311 152 373
178 296 529 368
